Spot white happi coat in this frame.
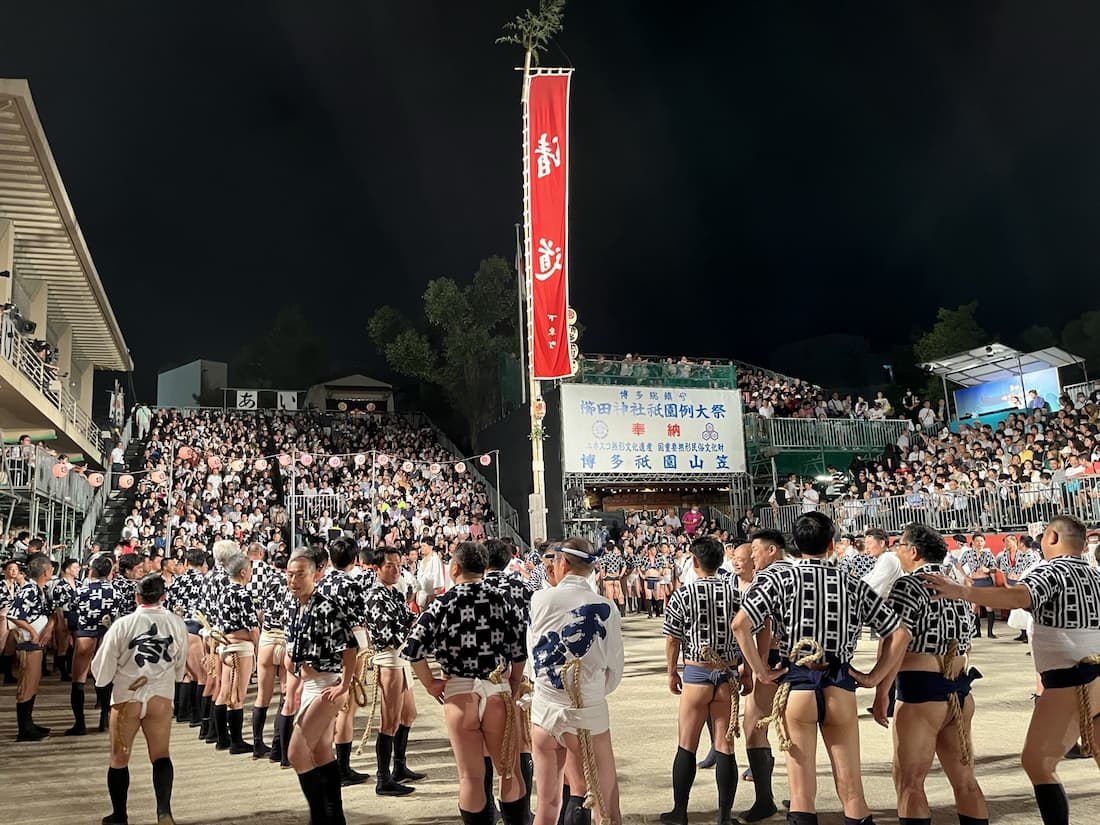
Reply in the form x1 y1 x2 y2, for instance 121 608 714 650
527 575 624 743
92 604 189 714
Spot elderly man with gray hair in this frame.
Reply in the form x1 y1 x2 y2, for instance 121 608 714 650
212 552 259 754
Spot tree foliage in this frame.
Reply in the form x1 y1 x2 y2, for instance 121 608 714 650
496 0 567 65
1063 310 1100 372
369 256 518 449
912 302 989 364
230 305 322 390
1018 324 1057 353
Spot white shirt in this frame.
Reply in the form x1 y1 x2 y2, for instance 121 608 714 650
862 552 903 599
527 575 624 708
92 604 189 707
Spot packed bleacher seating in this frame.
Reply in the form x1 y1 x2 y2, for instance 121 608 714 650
117 409 497 559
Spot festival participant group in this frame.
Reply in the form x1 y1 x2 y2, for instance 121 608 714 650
1 407 1099 825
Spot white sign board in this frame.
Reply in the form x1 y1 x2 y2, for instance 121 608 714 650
560 384 746 474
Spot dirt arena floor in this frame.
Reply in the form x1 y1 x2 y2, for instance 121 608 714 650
2 617 1099 824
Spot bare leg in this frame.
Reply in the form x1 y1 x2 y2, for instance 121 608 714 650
934 696 988 820
820 687 870 820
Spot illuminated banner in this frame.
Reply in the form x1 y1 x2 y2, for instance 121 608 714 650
526 72 573 380
560 384 747 474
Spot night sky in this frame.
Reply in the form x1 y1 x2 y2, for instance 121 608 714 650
4 2 1100 402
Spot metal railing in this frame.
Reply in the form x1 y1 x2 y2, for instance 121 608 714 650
571 355 737 389
288 494 348 531
1062 380 1100 405
0 313 103 457
77 421 130 553
0 443 95 511
757 475 1100 536
746 415 910 452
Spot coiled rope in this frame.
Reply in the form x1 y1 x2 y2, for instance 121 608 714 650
702 646 741 740
489 664 517 781
1078 654 1100 757
939 640 972 766
756 638 824 753
562 657 608 822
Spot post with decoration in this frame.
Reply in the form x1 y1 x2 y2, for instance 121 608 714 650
498 0 571 545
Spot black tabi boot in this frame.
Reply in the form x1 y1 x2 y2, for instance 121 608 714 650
898 818 931 825
986 611 996 639
251 705 271 759
501 798 531 825
66 681 88 735
460 804 495 825
16 699 45 741
103 765 129 825
269 698 285 762
97 684 113 732
391 723 426 782
296 767 328 825
739 747 778 822
957 815 989 825
28 695 49 735
375 732 415 796
661 746 695 825
697 718 717 769
188 683 203 727
563 795 591 825
172 682 181 719
175 683 192 723
228 708 251 754
786 813 819 825
277 712 294 768
319 760 348 825
1034 783 1070 825
152 757 174 823
57 651 71 682
518 751 534 824
198 695 212 740
213 704 231 750
335 740 369 786
715 751 737 825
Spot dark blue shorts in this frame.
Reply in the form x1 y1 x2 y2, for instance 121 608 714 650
185 620 202 636
1041 661 1100 690
896 668 981 704
65 612 78 633
767 649 782 669
971 577 994 588
15 641 43 652
75 628 106 641
780 660 856 723
683 663 738 696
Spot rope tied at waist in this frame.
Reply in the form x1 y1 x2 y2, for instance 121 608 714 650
354 646 383 757
488 664 517 781
562 657 609 823
195 611 228 681
515 675 534 741
1078 654 1100 757
701 646 741 740
757 638 824 753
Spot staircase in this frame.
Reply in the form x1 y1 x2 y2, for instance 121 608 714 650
92 435 146 550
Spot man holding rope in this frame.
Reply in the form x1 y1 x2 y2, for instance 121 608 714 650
92 573 189 825
529 537 624 825
732 512 910 825
922 514 1100 825
363 545 419 797
874 522 988 825
661 535 747 825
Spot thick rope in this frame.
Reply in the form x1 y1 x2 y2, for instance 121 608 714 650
219 652 240 707
562 657 609 822
489 664 516 781
354 659 383 757
1077 654 1100 757
756 638 824 753
938 640 972 766
515 675 534 743
343 648 372 713
702 646 740 740
113 676 148 754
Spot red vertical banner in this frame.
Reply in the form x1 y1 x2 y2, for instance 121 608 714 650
526 72 573 380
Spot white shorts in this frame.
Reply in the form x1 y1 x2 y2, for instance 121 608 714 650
296 672 341 722
444 675 511 720
531 691 610 746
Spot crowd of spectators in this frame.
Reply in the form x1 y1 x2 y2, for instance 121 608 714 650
116 409 496 562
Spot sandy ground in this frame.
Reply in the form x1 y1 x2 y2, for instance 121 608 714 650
2 618 1098 824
